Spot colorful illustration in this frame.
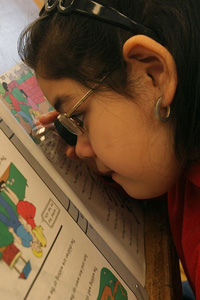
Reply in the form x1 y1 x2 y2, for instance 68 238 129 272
0 62 53 134
0 163 47 279
97 267 128 300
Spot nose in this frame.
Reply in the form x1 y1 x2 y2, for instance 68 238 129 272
75 133 95 159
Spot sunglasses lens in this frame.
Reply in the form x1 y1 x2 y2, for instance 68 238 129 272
59 0 73 10
47 0 55 5
46 0 58 11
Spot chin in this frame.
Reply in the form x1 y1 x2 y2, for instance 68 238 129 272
129 190 167 200
119 183 165 200
112 173 167 199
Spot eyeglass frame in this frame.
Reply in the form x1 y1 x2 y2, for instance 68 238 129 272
57 73 108 135
40 0 160 43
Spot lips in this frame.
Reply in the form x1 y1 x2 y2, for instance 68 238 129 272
85 158 114 176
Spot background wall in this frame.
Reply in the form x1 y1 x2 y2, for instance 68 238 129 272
0 0 40 74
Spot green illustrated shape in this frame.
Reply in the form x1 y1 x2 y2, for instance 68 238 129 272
0 162 27 205
16 69 33 84
97 267 128 300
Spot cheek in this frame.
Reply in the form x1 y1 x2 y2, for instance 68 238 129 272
86 99 164 176
88 114 177 180
87 110 143 169
89 123 141 176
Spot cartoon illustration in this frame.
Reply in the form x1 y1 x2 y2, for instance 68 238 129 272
0 195 33 249
0 163 47 279
0 62 53 134
0 227 31 279
97 268 128 300
1 182 47 250
2 81 35 129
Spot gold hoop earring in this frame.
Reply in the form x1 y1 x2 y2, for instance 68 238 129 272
154 96 171 122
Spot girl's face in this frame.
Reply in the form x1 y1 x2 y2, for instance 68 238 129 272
37 75 181 199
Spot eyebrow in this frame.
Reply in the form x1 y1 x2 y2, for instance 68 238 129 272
53 94 74 112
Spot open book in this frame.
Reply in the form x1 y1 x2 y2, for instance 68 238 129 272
0 62 148 300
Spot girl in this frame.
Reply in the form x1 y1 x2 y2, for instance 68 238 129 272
18 0 200 298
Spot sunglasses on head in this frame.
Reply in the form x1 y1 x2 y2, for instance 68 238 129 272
40 0 159 40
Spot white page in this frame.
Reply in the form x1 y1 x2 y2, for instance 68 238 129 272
0 129 142 300
0 63 146 286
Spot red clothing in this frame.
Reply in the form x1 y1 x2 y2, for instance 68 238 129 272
168 164 200 299
9 93 24 111
17 201 36 229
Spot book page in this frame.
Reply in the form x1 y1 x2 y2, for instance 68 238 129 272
0 118 148 300
52 157 145 284
0 62 53 133
0 63 146 286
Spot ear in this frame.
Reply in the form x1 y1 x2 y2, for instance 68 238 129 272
123 35 177 107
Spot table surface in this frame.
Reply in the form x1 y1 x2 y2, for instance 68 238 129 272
0 1 181 299
144 199 181 300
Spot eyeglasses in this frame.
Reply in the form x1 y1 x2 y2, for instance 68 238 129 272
40 0 159 42
57 74 107 136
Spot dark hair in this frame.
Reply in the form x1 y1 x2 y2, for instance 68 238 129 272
0 180 5 191
2 82 8 91
20 89 28 98
18 0 200 166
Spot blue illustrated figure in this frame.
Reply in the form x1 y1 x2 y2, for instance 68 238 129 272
0 195 32 247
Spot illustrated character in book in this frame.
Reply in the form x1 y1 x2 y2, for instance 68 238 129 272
0 163 47 248
1 179 46 244
20 89 41 120
20 88 52 122
0 225 31 279
1 81 34 129
0 193 43 258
